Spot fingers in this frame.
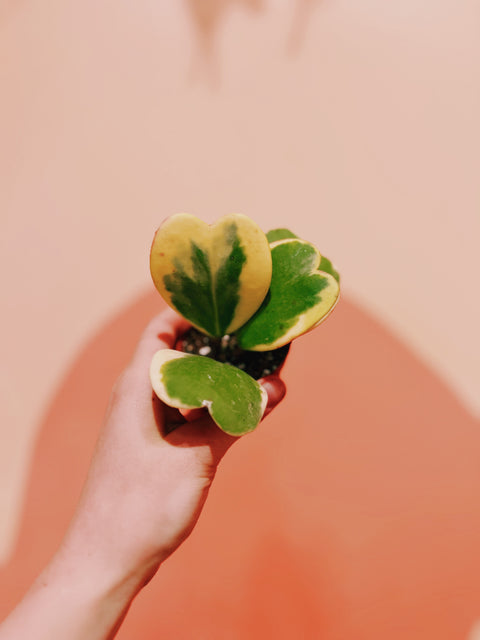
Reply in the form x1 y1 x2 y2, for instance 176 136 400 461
209 375 286 459
114 309 191 405
179 407 208 423
125 310 286 458
260 375 287 418
130 308 191 370
165 412 238 464
165 374 287 464
162 403 189 435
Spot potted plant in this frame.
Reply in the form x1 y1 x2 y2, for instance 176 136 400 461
149 213 340 436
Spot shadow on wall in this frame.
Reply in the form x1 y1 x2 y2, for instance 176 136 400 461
0 0 21 28
287 0 322 54
184 0 322 83
184 0 263 85
1 290 480 639
0 0 323 87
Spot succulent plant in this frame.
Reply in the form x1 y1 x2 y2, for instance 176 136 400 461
149 213 340 435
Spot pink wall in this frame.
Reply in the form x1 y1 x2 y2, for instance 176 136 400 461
1 1 479 637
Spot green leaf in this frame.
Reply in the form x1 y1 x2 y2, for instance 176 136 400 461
164 230 246 336
266 228 298 243
319 255 340 284
150 350 268 435
235 239 340 351
150 214 272 337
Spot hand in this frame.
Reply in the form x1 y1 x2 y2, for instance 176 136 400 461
0 309 286 640
65 308 286 586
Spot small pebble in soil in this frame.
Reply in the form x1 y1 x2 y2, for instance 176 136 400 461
198 346 211 356
177 328 290 380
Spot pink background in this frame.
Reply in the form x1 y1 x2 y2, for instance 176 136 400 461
1 2 479 637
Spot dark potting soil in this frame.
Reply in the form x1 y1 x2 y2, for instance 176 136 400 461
177 327 290 380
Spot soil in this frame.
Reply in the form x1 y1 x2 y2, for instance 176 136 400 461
177 327 290 380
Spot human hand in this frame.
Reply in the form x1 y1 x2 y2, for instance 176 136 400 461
0 309 286 640
65 308 286 588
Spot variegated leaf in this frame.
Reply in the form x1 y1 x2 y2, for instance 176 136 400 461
235 238 340 351
150 349 268 435
150 213 272 337
266 228 299 243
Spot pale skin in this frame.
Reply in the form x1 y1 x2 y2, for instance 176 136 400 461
0 309 286 640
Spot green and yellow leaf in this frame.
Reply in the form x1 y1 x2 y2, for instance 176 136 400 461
266 228 298 243
150 349 268 435
150 213 272 337
318 255 340 284
235 238 340 351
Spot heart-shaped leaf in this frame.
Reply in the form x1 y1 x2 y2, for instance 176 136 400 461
266 228 298 243
268 228 340 283
150 349 268 435
150 214 272 337
235 238 340 351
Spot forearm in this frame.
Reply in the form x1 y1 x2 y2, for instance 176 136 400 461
0 545 155 640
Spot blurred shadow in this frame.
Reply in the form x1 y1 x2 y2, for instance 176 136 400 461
184 0 264 86
0 0 24 30
287 0 323 55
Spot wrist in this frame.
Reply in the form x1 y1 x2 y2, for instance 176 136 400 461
0 542 160 640
47 532 162 610
52 496 169 604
